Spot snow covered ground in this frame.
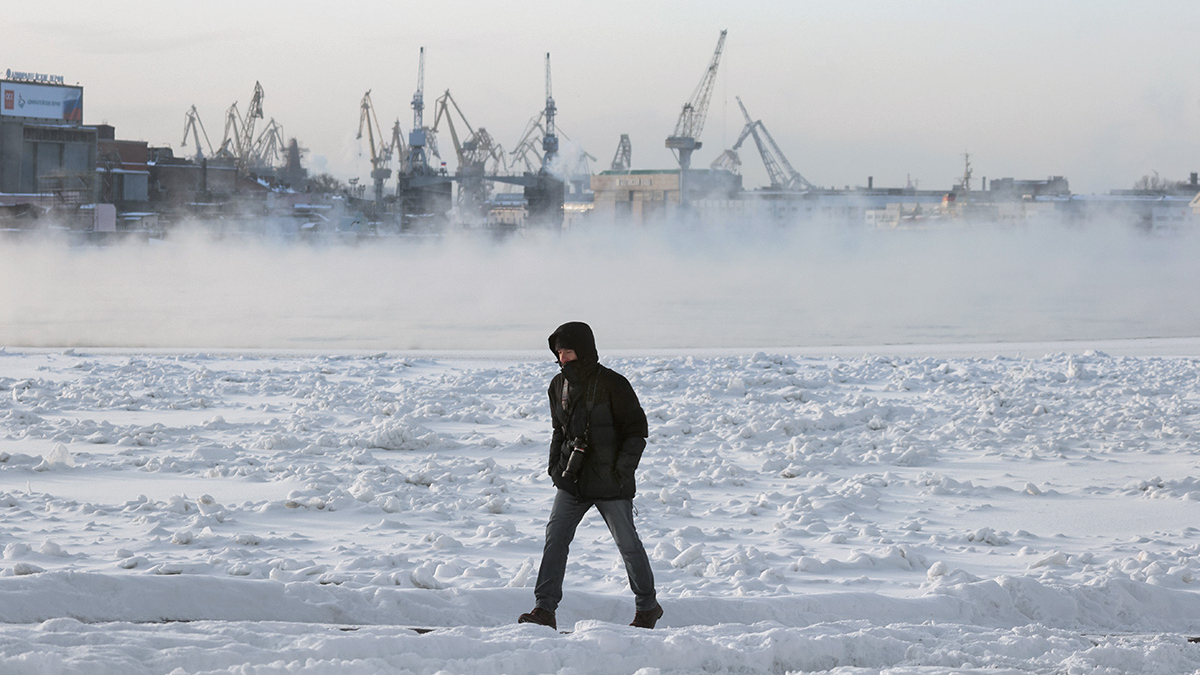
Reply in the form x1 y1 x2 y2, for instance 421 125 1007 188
4 342 1200 673
3 222 1200 672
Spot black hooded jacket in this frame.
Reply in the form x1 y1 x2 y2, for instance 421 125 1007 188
546 322 648 500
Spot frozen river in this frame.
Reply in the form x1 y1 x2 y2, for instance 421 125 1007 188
2 218 1198 352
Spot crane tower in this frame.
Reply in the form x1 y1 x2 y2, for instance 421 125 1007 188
666 30 726 212
394 47 453 230
542 53 558 166
407 47 431 175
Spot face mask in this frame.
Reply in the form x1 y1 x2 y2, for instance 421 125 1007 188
561 359 597 383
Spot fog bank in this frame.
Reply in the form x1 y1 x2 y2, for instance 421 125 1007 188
2 220 1198 351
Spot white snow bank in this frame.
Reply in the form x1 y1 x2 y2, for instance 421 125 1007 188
4 572 1200 634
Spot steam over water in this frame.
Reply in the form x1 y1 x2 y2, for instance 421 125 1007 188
2 219 1198 351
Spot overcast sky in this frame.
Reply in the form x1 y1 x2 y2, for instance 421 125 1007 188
5 1 1199 194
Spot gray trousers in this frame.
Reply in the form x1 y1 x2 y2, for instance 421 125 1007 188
534 489 657 612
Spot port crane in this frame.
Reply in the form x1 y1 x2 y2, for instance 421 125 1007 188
432 89 508 213
432 90 507 175
405 48 435 176
394 47 453 228
610 134 632 172
510 53 563 174
510 120 596 176
509 54 595 196
518 52 565 225
218 81 266 173
253 118 287 169
510 116 547 174
666 30 726 211
356 90 393 206
181 105 214 161
542 52 558 168
713 96 815 191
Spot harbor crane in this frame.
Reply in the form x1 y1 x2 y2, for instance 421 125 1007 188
666 29 726 211
432 89 508 213
713 96 815 191
218 104 242 159
432 90 506 175
542 52 558 167
253 118 287 169
509 111 596 196
406 47 433 176
539 52 601 183
395 47 453 229
357 90 393 206
510 53 566 175
218 81 266 173
181 105 214 161
510 115 547 174
610 134 632 172
515 52 564 225
510 117 595 175
241 82 265 163
508 54 595 197
493 52 584 227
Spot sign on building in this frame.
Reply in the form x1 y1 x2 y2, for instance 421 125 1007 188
1 81 83 121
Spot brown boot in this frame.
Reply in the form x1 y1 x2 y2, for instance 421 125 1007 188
630 604 664 629
518 607 557 630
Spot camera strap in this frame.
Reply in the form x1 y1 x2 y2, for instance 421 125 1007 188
559 377 599 442
582 378 598 444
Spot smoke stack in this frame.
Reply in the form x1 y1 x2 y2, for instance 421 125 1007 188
868 176 874 190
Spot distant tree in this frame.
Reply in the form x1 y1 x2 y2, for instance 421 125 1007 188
307 173 345 195
1133 171 1175 192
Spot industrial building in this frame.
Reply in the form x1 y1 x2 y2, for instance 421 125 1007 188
0 72 310 233
1 75 92 199
590 168 741 225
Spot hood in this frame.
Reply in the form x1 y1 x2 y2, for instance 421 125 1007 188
548 321 598 364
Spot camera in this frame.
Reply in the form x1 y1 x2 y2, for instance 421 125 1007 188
562 439 588 481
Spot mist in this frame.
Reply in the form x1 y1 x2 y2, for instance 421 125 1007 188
2 218 1198 352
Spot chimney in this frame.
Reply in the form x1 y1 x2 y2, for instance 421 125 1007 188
868 176 874 189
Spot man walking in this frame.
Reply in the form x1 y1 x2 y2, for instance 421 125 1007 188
518 321 663 630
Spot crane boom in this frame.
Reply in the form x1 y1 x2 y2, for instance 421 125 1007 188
670 30 726 141
181 105 214 161
729 96 815 191
220 103 243 159
432 90 470 167
666 29 727 212
357 90 384 166
239 82 265 170
756 119 814 190
391 119 406 166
